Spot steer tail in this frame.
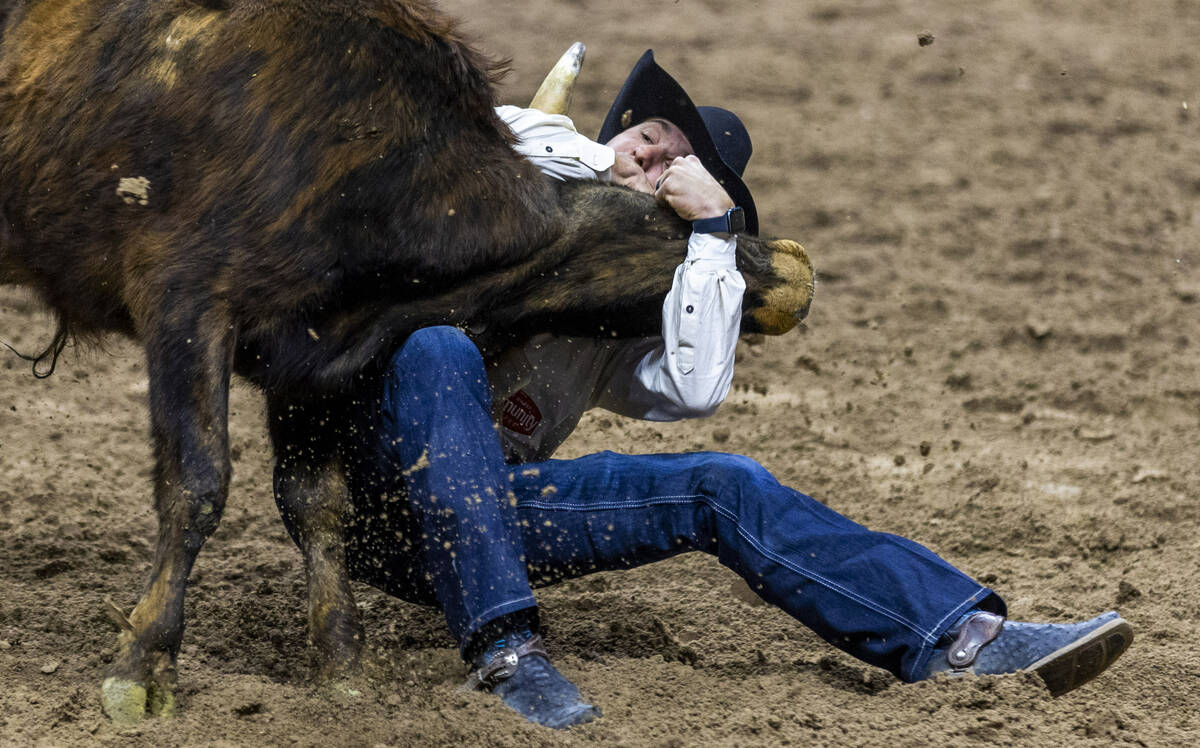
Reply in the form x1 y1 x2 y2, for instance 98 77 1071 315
1 315 71 378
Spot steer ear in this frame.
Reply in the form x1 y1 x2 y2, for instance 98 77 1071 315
529 42 586 115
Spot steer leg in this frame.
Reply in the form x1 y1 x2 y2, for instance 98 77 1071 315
101 305 235 724
267 393 364 684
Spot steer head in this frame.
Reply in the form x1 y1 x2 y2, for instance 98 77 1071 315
262 179 813 391
477 179 814 349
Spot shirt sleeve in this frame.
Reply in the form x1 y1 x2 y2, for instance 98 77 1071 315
593 232 745 420
496 105 615 181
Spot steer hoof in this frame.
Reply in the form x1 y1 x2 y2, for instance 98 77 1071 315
101 676 176 724
319 674 371 704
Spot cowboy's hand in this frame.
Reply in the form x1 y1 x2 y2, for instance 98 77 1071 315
610 153 656 194
654 155 734 223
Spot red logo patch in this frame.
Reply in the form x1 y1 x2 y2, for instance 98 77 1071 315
501 390 542 436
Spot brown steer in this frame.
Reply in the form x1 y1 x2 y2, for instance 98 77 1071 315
0 0 813 721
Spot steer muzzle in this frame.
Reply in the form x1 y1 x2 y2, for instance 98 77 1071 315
744 239 814 335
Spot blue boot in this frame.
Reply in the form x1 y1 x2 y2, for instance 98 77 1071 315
463 629 600 729
924 610 1133 696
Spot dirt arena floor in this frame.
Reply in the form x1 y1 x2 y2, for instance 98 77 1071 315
3 0 1199 745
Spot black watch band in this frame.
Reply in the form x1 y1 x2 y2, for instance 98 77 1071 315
692 206 746 236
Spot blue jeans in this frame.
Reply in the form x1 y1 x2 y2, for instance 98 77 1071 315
342 326 1004 683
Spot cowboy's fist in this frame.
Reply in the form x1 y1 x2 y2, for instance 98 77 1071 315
654 155 734 223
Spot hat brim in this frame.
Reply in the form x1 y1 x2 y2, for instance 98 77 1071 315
597 51 758 235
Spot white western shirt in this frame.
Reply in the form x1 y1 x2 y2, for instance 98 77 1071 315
490 106 745 462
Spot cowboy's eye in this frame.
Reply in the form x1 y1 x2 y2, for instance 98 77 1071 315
641 130 653 143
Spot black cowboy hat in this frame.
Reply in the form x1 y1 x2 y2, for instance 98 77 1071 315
598 50 758 235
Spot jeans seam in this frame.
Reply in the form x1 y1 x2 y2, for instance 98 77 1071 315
516 492 940 648
518 495 700 512
708 501 938 644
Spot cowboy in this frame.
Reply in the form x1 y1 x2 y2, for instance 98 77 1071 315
281 51 1132 729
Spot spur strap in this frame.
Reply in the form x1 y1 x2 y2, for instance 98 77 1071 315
945 611 1004 668
462 634 549 691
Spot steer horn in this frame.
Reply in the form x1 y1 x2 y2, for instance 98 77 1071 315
529 42 586 115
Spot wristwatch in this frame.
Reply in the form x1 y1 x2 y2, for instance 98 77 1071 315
692 206 746 237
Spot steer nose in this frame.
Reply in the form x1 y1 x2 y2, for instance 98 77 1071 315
774 239 814 320
752 239 815 335
772 241 811 265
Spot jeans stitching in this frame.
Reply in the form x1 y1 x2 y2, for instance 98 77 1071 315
518 496 699 512
516 492 939 645
709 501 937 643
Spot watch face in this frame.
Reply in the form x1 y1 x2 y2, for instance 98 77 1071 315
728 207 746 234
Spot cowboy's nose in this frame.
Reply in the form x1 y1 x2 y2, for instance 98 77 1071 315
636 143 661 165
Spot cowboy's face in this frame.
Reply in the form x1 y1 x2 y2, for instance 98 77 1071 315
605 118 694 193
